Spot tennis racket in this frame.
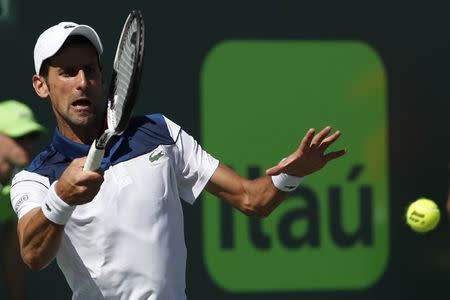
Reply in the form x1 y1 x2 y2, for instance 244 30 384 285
84 10 145 171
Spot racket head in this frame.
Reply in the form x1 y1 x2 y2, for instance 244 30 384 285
107 10 145 134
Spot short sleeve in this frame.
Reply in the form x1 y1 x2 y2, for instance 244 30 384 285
163 116 219 204
11 170 50 219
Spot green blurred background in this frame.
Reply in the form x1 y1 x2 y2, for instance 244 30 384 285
0 0 449 299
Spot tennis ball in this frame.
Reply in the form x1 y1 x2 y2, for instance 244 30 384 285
406 198 440 233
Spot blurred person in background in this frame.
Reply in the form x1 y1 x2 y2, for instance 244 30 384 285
0 100 45 300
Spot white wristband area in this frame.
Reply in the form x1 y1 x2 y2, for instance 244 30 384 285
41 181 75 225
271 173 304 192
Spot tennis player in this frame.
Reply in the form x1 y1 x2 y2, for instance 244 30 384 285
11 22 346 300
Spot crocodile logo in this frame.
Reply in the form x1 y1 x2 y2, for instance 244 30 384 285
149 150 164 162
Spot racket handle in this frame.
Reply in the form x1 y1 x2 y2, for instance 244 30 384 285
83 142 105 171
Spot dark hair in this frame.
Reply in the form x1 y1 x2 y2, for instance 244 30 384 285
39 58 51 77
39 35 102 77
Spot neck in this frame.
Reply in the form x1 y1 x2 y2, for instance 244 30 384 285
57 120 104 144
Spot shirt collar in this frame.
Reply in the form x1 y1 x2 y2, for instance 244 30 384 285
51 128 91 160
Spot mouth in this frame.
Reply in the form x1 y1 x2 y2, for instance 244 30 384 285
72 99 92 112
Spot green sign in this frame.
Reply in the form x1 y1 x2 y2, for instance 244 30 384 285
201 41 389 292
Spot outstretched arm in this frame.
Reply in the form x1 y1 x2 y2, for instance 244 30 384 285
205 126 346 218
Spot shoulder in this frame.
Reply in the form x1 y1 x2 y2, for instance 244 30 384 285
126 113 181 144
104 114 183 166
25 146 70 184
27 145 63 170
12 170 50 190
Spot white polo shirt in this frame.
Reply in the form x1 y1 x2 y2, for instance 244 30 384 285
11 114 219 300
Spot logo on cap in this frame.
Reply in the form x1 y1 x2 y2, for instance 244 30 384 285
64 25 76 29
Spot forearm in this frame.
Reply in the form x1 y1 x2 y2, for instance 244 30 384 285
206 163 290 218
240 176 290 217
13 159 103 271
18 208 64 271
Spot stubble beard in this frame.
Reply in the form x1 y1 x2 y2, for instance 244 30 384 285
54 106 105 141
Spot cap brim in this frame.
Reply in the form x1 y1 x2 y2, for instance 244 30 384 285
5 122 46 138
69 25 103 55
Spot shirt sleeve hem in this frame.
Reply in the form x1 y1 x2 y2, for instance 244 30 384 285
17 204 41 220
188 158 219 204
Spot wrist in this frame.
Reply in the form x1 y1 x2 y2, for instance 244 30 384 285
41 181 75 225
271 173 304 192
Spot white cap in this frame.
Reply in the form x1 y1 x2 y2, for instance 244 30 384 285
33 22 103 75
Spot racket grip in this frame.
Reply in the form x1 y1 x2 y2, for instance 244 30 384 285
83 142 105 171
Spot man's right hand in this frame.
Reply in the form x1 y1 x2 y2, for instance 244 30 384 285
55 157 104 206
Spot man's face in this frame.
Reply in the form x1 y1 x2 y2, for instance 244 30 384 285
44 42 104 133
14 132 40 165
0 133 39 184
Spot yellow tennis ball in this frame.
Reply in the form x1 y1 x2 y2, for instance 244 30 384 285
406 198 440 233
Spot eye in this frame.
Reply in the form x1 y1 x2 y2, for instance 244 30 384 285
86 66 95 74
85 65 100 77
61 67 78 77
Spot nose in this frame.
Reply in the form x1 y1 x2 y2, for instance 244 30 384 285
75 69 88 90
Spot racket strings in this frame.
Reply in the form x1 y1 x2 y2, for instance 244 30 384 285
111 18 141 129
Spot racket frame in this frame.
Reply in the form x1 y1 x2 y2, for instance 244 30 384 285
83 10 144 171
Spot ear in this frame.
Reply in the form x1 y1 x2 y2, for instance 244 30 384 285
32 75 49 99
